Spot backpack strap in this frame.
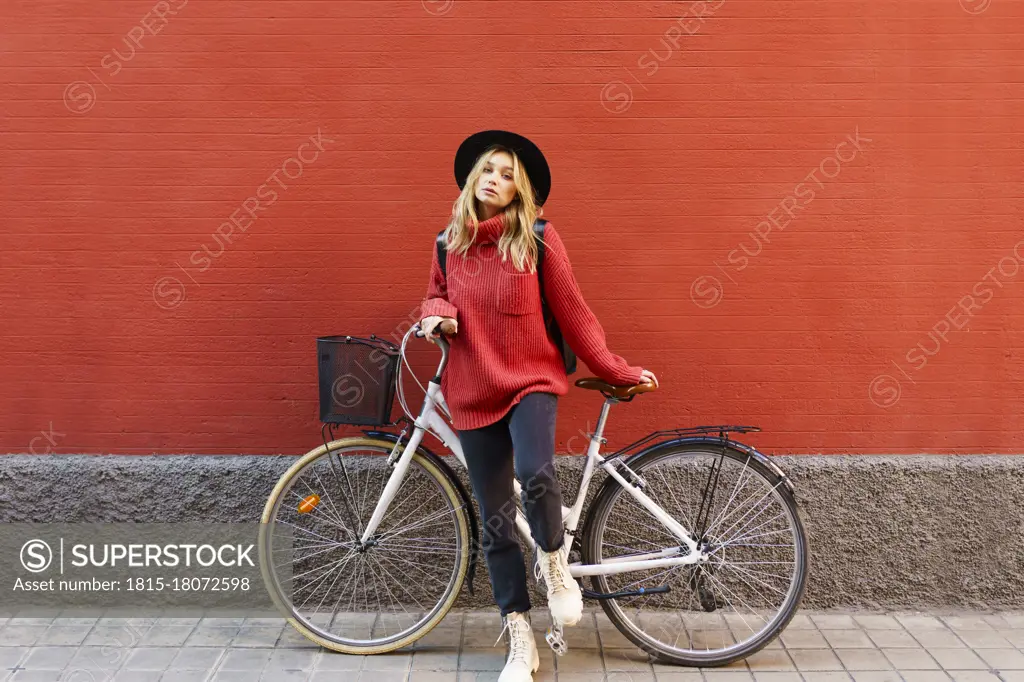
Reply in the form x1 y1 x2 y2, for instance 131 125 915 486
532 218 548 305
436 229 448 279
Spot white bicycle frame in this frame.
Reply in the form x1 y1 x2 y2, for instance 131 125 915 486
358 326 704 579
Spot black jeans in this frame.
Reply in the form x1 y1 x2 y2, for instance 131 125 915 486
457 391 565 616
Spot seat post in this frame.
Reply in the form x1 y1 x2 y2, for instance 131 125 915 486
590 397 616 447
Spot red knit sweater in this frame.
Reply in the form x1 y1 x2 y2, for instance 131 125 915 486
420 214 644 431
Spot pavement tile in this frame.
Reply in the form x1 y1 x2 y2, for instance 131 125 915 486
602 646 654 672
657 673 705 682
408 673 459 682
360 651 413 671
853 615 905 630
900 672 954 682
216 647 273 671
811 615 859 630
0 646 29 668
849 672 903 682
122 646 179 670
833 647 895 670
455 673 502 682
999 673 1024 682
136 626 193 647
258 671 309 682
913 630 968 648
823 629 876 649
556 646 606 672
168 646 224 670
0 625 49 647
414 627 462 649
113 671 164 681
314 651 364 670
942 616 995 631
800 674 854 682
947 672 1003 682
182 627 239 647
230 627 283 648
785 615 817 630
752 674 804 682
21 645 77 669
897 615 949 632
701 672 756 682
975 647 1024 669
955 630 1013 649
788 648 846 671
412 649 459 671
928 647 989 670
780 629 830 649
261 646 320 672
209 673 254 682
743 648 797 671
3 673 64 682
458 647 505 671
882 647 941 670
867 628 924 647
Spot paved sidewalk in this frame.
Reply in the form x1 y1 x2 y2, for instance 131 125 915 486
2 608 1024 681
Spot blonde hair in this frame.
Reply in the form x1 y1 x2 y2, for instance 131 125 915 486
440 145 545 274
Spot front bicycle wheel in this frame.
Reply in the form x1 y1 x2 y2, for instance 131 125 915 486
582 442 808 667
259 436 471 654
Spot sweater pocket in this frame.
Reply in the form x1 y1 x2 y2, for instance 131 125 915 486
496 271 540 315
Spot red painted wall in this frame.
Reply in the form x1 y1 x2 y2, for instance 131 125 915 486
2 1 1022 456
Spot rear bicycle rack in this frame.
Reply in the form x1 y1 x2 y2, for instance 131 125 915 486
602 424 762 463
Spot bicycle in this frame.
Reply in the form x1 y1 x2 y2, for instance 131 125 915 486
258 324 808 667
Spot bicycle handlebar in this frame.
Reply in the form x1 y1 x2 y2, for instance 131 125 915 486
412 323 452 379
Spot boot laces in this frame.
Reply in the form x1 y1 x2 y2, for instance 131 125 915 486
538 549 569 592
494 615 532 665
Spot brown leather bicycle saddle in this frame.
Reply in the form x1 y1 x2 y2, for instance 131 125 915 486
575 377 658 399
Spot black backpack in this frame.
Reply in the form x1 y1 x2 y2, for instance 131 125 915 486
436 218 578 375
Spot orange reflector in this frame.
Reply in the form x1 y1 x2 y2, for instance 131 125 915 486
298 494 320 514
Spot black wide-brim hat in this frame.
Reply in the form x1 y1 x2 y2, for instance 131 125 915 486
454 129 551 206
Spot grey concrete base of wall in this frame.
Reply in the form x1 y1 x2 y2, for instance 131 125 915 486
1 454 1022 610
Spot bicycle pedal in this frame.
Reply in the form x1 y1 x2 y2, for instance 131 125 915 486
545 624 568 656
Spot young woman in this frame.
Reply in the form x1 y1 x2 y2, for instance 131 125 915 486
418 130 658 682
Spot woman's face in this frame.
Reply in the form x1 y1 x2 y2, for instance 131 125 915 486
474 151 517 210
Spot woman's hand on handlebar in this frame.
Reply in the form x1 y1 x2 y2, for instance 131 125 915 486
419 315 458 344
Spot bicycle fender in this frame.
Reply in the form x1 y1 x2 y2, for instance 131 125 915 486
619 435 795 497
360 429 481 596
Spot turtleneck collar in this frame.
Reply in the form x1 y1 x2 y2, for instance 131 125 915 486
470 213 506 244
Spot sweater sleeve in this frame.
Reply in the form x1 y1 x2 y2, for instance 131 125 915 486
420 237 458 321
539 223 644 386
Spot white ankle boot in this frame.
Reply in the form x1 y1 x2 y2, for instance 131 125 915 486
535 545 584 627
496 611 540 682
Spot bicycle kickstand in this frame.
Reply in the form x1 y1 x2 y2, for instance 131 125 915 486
545 622 567 656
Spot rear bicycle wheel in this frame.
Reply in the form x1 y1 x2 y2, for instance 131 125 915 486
582 442 808 667
259 436 470 654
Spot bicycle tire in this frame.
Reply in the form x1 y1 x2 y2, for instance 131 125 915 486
581 441 808 667
259 436 471 654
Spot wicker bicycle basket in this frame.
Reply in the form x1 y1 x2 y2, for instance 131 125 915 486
317 335 400 426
